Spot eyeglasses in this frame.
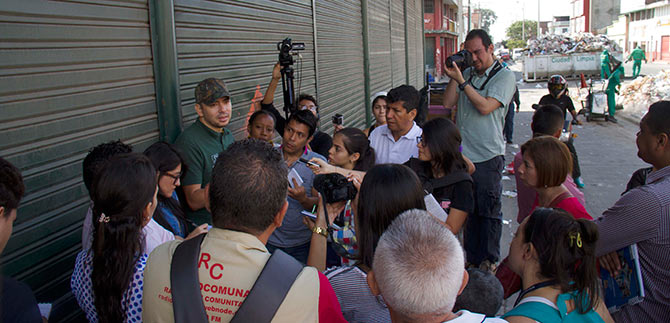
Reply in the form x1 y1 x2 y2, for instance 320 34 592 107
416 135 426 146
299 104 318 113
163 172 182 185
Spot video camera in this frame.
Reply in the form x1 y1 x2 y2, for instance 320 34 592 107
277 38 305 68
277 38 305 118
446 50 473 71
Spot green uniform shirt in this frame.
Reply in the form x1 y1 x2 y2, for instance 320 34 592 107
174 118 234 225
456 62 516 163
601 50 610 67
628 48 646 61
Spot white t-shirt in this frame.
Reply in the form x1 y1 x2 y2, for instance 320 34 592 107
368 122 422 164
81 205 174 255
444 310 508 323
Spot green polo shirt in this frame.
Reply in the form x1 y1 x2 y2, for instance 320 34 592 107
456 62 516 163
175 118 234 225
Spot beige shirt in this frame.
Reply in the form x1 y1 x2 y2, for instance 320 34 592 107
143 228 321 322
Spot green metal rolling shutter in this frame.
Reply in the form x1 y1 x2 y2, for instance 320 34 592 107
368 0 394 97
173 0 316 138
0 0 158 320
413 0 425 89
406 0 422 88
315 0 366 130
391 0 407 87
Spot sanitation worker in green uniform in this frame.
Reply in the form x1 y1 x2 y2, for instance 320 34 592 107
605 65 623 123
626 46 647 78
601 49 611 79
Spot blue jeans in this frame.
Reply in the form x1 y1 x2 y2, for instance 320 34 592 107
464 156 504 265
266 242 310 264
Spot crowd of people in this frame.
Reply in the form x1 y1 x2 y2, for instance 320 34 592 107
1 28 669 323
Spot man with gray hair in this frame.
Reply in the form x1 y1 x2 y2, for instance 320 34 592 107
367 209 507 323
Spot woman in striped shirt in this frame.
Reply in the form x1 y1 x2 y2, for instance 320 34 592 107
306 164 426 322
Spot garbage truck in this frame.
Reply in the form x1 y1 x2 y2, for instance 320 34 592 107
522 51 623 82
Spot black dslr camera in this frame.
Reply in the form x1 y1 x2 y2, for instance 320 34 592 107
313 173 357 204
277 38 305 68
446 50 474 71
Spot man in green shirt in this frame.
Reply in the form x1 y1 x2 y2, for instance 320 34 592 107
626 46 647 78
442 29 516 272
606 65 624 123
175 78 235 225
601 49 611 80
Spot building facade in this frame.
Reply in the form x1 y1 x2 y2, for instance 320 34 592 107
621 0 670 61
424 0 462 79
570 0 621 34
549 16 571 34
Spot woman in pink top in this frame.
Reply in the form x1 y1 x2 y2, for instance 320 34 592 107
497 136 592 298
518 136 591 220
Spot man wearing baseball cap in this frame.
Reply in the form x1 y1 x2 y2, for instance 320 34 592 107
175 78 235 225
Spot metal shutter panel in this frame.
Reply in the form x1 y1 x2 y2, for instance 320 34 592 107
173 0 317 138
315 0 366 130
0 1 158 320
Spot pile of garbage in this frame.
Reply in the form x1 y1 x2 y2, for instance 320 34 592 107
618 70 670 119
525 33 621 55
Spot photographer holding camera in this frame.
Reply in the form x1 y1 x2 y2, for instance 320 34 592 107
442 29 516 273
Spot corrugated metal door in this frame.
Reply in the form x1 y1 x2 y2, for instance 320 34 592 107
406 0 418 87
411 0 425 89
315 0 366 130
0 0 158 320
368 0 394 97
390 0 407 87
173 0 317 138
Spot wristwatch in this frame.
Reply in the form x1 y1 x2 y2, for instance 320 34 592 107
458 80 469 91
312 226 328 238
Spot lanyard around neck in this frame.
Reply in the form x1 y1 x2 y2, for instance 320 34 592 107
467 61 503 91
514 279 557 307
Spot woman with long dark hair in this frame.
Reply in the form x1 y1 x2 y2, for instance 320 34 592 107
405 118 474 234
144 141 192 238
328 127 376 172
321 127 376 264
501 208 613 323
306 164 426 322
71 153 157 322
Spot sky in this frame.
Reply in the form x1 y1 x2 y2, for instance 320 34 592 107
470 0 572 42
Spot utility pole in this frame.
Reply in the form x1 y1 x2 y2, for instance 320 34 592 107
537 0 540 39
477 1 481 29
522 4 525 41
468 0 471 32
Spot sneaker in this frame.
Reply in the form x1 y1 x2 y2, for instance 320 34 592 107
575 177 585 188
609 116 618 123
506 140 513 144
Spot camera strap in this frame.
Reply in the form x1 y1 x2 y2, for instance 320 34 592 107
467 60 503 91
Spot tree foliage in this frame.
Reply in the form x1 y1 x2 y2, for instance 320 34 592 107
506 39 527 49
506 20 538 42
480 8 497 34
